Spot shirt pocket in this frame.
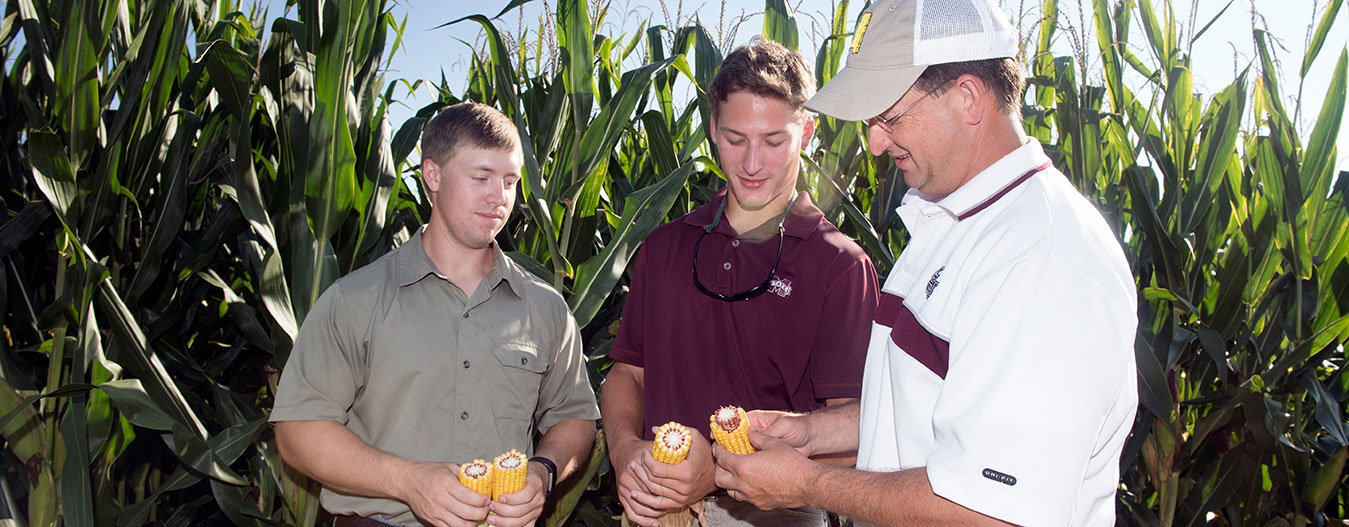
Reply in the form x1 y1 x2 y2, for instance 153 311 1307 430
490 341 550 423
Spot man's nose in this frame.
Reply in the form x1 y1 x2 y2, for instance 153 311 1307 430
741 142 764 175
866 124 893 156
487 179 509 205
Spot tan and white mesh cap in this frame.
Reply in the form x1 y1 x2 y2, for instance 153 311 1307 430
805 0 1018 121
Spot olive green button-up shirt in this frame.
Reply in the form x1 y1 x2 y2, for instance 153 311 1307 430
271 229 599 525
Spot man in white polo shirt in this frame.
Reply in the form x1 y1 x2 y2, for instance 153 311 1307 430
710 0 1137 525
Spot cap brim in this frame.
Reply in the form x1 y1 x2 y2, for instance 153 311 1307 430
805 64 928 121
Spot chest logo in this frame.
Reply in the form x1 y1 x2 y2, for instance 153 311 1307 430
769 276 793 298
925 266 945 299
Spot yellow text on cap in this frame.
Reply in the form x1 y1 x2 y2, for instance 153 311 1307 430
850 12 872 54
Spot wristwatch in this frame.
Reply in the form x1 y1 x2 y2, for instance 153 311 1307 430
529 456 557 497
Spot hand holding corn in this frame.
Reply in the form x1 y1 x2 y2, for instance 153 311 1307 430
648 423 704 527
455 449 537 527
455 449 530 501
397 461 489 527
711 426 815 512
613 422 718 527
492 449 529 500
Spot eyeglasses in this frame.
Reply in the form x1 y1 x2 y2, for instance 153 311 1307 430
691 193 797 302
867 90 936 133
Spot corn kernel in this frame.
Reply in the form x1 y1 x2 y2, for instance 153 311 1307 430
652 422 692 464
710 406 756 455
458 459 493 496
492 449 528 500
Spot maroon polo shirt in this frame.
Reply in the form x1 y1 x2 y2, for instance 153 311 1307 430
611 189 879 439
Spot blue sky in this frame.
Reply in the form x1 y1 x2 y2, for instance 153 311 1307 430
262 0 1349 172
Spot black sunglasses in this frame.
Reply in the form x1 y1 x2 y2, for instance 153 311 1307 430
691 193 797 302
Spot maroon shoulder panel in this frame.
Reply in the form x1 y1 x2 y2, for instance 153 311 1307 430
875 292 950 379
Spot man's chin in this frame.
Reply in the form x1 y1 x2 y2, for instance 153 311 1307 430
467 232 500 250
728 189 787 213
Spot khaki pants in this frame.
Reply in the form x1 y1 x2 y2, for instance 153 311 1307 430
702 495 828 527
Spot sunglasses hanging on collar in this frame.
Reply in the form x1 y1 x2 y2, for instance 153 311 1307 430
691 192 798 302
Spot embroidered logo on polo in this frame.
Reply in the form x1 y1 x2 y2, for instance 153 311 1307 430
769 276 793 298
925 266 945 298
982 468 1017 486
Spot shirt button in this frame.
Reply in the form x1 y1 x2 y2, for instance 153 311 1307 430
521 357 528 365
462 312 469 318
463 360 471 369
731 240 740 247
460 411 469 420
723 262 732 270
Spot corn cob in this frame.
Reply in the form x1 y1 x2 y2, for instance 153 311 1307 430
709 406 756 455
651 422 692 464
658 501 704 527
458 459 493 496
492 449 528 500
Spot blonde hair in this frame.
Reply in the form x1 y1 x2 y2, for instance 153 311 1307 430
420 102 519 166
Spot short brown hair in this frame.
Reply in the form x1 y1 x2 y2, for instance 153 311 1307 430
914 57 1025 115
420 102 520 166
707 37 817 122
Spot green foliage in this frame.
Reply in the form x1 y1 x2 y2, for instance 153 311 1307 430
0 0 1344 525
1082 1 1349 524
1 0 411 523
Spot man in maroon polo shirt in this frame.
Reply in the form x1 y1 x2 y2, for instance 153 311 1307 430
601 38 880 527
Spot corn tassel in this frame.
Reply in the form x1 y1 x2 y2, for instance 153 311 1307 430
458 459 493 496
652 422 692 464
710 406 756 455
492 449 528 500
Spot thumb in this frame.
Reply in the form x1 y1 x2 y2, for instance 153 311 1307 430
762 417 809 449
747 428 780 450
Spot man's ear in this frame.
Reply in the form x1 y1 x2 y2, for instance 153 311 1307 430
953 73 988 125
801 115 816 145
422 158 441 193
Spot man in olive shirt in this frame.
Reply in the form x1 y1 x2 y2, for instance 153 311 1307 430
271 102 599 527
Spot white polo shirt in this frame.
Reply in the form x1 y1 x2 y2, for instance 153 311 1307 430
857 141 1137 526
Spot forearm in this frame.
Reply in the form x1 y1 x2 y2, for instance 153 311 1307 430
806 466 1013 526
802 399 861 456
600 362 647 451
534 418 596 483
275 419 415 502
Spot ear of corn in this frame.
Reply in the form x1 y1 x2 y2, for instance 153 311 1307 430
652 422 692 464
492 449 529 500
657 501 705 527
709 406 756 455
458 459 494 496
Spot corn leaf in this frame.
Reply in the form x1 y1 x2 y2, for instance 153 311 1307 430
763 0 799 50
1301 49 1346 206
1304 443 1348 511
570 162 695 327
814 0 849 86
1301 0 1345 77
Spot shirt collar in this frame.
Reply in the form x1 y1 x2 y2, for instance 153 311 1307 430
904 140 1051 220
397 227 526 298
681 188 824 239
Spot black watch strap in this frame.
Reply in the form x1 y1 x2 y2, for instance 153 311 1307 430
529 456 557 497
